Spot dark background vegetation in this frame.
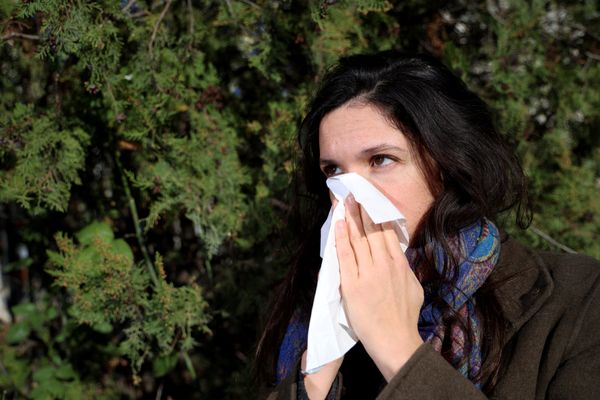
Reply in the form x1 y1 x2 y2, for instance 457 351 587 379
0 0 598 398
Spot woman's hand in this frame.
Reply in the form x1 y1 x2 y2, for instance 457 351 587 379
335 194 424 381
300 350 343 400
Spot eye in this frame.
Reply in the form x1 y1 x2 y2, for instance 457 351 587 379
370 155 395 168
322 165 342 177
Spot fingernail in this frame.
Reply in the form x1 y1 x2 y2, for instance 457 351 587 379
345 194 355 206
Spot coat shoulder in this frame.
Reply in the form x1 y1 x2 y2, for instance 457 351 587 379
538 248 600 294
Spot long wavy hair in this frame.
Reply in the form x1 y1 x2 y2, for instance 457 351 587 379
256 52 530 394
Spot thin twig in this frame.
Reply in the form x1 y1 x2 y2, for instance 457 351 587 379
114 154 159 287
236 0 261 9
270 198 291 212
155 382 164 400
148 0 173 58
122 0 136 12
585 52 600 61
104 80 120 115
0 220 9 324
123 0 150 18
130 10 150 18
187 0 194 37
224 0 234 16
1 32 40 41
529 224 577 254
570 23 600 43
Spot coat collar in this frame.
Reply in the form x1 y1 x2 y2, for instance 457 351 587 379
492 233 554 340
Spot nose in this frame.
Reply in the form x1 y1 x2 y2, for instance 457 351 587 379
327 166 369 206
326 170 381 207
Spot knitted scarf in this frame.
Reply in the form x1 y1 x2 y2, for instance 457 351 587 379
276 219 501 388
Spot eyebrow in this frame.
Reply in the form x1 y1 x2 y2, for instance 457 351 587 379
319 144 408 165
361 144 408 157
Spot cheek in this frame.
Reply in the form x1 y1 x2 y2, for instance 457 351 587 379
407 191 434 237
408 199 433 234
383 179 434 237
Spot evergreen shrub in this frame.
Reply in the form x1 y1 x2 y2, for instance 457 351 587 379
0 0 598 398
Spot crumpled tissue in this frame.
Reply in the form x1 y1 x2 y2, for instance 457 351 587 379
305 172 410 374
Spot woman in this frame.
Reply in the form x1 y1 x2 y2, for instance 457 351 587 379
256 52 600 399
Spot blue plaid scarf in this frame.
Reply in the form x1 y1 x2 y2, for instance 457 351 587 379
276 219 500 388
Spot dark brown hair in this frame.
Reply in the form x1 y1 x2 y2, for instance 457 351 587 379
256 52 530 393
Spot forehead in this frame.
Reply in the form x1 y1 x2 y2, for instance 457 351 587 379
318 103 408 152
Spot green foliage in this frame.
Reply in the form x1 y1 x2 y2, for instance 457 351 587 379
1 295 117 399
0 0 598 398
6 302 57 345
47 222 209 379
0 104 90 213
441 0 600 256
308 0 397 70
18 0 124 87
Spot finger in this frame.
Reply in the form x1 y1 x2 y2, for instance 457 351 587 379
301 350 307 371
359 205 388 263
381 222 406 263
335 219 359 280
381 222 417 285
344 194 372 266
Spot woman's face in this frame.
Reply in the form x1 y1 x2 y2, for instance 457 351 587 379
318 102 435 238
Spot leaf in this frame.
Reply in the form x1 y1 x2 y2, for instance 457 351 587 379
152 353 179 377
76 222 114 245
55 364 77 380
92 321 113 334
6 322 30 344
46 306 58 320
76 246 103 266
11 302 37 318
111 239 134 263
31 370 64 399
32 365 55 382
182 352 196 379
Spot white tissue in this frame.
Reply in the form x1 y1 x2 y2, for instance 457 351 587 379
305 173 410 374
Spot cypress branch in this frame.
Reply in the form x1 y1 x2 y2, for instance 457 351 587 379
115 152 159 287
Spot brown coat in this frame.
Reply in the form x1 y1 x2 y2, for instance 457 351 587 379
266 236 600 399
